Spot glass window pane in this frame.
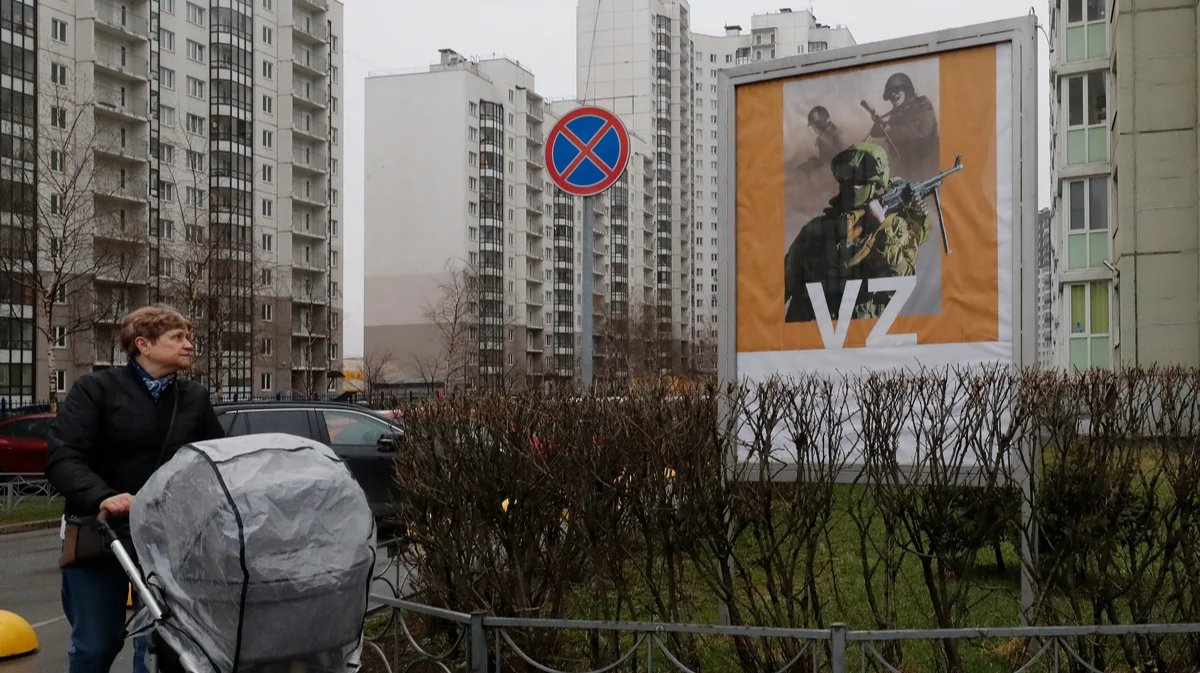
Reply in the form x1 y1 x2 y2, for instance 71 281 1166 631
1087 23 1106 59
1088 126 1108 163
1069 338 1089 371
1066 26 1086 62
1088 176 1107 230
1090 281 1109 334
1087 0 1105 21
1069 180 1086 230
1088 72 1107 124
1071 284 1087 333
322 410 391 447
1089 231 1108 266
1068 234 1088 269
1067 129 1087 164
1068 77 1084 126
1069 0 1083 23
1090 336 1111 369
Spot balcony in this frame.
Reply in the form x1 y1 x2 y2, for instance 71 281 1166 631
292 287 329 304
292 185 329 207
292 20 329 44
95 138 149 162
294 0 328 11
293 48 329 77
293 118 328 142
293 150 327 174
95 86 148 121
94 0 150 40
94 179 148 203
294 86 329 108
95 44 149 81
292 216 328 239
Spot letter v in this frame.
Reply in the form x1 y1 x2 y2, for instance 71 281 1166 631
807 280 861 350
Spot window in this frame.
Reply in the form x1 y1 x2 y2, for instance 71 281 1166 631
53 370 67 393
1064 71 1107 164
261 338 273 356
259 374 274 392
330 189 338 206
185 224 203 242
161 67 175 89
186 150 203 171
186 187 204 206
162 0 175 13
53 326 67 349
51 63 68 85
1068 281 1111 370
262 60 274 79
186 76 204 99
331 66 338 83
260 268 272 286
159 142 175 164
468 151 477 166
159 105 175 126
160 28 175 51
330 220 338 237
262 95 273 113
262 130 273 148
53 286 67 304
331 159 338 175
329 313 339 330
157 219 174 239
50 150 63 172
261 303 274 321
50 194 62 214
262 0 271 9
186 2 205 24
185 113 204 134
240 409 314 436
328 343 339 361
50 106 66 128
331 127 338 145
186 39 205 62
261 198 273 217
262 26 273 44
331 251 339 268
51 18 67 42
261 233 273 251
159 180 175 201
1065 176 1109 269
262 164 273 182
1066 0 1106 61
322 410 394 448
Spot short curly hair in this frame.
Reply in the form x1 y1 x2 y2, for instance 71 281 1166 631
119 304 192 358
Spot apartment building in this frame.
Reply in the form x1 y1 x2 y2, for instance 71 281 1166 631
1048 0 1200 368
689 10 854 369
364 51 661 393
0 0 343 404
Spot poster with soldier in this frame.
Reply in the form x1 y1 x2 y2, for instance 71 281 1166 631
783 57 949 325
729 32 1030 375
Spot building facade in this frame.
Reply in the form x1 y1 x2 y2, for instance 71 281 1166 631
364 51 663 394
0 0 344 405
689 10 854 369
1049 0 1200 369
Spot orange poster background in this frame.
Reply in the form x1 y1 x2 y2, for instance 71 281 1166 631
736 45 999 353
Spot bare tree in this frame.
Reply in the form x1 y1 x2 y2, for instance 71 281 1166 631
413 263 477 395
0 86 146 408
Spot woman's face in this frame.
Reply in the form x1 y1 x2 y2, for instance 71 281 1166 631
138 328 194 373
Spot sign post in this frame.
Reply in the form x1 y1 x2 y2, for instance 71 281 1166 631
544 106 630 393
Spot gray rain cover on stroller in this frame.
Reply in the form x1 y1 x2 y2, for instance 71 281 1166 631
130 433 377 672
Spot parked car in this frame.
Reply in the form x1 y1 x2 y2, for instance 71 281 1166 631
212 402 403 520
0 412 56 475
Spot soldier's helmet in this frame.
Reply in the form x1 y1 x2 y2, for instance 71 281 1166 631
883 73 916 101
831 143 891 189
807 106 831 128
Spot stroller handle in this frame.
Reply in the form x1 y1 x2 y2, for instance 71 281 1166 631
96 509 169 624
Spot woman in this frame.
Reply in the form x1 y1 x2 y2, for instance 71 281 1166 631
46 304 224 673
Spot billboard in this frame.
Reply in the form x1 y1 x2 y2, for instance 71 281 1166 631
718 18 1038 464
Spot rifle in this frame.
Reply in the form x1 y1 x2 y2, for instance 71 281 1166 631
860 100 900 158
872 155 964 255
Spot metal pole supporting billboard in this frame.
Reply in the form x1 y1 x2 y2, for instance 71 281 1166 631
581 195 594 393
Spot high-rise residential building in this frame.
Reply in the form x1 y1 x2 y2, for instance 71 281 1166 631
364 51 661 394
1048 0 1199 368
577 0 695 371
0 0 344 405
689 11 854 369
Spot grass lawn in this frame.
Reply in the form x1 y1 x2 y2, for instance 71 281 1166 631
0 496 61 526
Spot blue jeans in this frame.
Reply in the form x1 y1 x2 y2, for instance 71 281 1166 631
61 561 150 673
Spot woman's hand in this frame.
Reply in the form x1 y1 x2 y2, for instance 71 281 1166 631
99 493 134 517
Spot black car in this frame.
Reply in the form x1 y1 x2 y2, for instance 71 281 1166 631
212 401 402 519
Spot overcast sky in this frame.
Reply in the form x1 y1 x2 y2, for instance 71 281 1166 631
340 0 1051 356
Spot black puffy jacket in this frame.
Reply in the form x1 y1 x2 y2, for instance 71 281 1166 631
46 363 225 518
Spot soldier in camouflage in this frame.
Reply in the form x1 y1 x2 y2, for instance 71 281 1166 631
785 143 930 323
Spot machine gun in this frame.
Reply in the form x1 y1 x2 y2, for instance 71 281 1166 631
872 155 963 255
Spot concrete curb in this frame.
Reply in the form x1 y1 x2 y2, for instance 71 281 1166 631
0 519 59 536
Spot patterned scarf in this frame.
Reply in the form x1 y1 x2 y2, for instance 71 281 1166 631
129 358 176 401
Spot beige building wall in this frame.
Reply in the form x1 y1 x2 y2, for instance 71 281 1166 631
1110 0 1200 367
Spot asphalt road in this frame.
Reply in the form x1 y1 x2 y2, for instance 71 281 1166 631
0 527 413 672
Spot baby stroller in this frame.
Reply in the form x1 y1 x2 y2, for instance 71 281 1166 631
97 433 377 673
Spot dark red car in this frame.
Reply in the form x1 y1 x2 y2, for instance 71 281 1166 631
0 413 55 475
